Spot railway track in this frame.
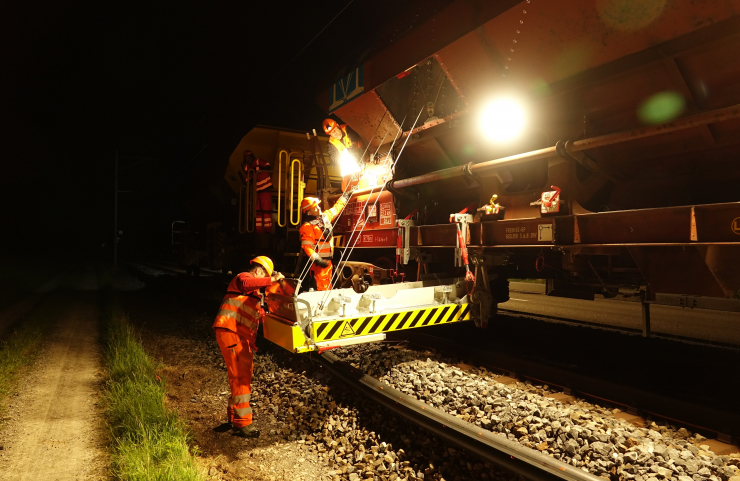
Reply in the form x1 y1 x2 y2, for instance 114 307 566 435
123 262 740 480
325 341 740 481
395 330 740 444
317 351 603 481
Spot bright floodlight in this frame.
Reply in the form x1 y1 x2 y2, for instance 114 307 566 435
340 149 361 177
480 98 526 142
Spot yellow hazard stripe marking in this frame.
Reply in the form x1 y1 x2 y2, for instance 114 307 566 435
312 303 471 342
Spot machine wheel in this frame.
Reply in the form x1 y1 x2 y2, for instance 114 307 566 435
372 256 395 270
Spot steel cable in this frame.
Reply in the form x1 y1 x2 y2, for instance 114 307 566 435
315 68 444 309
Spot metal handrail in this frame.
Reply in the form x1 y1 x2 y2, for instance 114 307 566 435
289 157 303 226
239 169 256 233
277 150 289 227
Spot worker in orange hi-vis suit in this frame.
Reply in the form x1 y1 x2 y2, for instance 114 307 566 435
240 151 274 234
252 158 273 234
323 118 363 166
212 256 284 438
299 187 353 291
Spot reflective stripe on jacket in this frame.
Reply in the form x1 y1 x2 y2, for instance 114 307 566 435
254 159 272 192
213 292 262 333
255 171 272 191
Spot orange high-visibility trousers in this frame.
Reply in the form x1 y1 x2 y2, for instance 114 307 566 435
255 191 273 234
311 260 333 291
215 328 255 427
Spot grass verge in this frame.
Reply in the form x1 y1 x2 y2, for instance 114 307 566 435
0 294 63 422
102 295 203 480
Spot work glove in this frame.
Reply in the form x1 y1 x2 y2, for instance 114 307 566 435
310 253 330 268
309 252 329 267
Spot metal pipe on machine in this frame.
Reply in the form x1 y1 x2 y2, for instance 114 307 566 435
388 103 740 190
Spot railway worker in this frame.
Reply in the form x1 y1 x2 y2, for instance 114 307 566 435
299 188 353 291
212 256 284 438
240 150 274 234
252 157 274 233
240 149 256 176
323 118 363 166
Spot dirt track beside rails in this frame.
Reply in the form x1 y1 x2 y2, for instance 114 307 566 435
0 293 109 480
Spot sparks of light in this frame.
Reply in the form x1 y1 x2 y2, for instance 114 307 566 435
480 98 526 142
340 149 361 177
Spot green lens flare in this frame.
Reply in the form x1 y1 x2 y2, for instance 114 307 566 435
638 91 685 124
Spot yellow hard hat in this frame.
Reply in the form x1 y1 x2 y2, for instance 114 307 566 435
250 256 274 276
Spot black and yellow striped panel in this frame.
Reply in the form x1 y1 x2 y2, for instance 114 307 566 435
312 303 471 342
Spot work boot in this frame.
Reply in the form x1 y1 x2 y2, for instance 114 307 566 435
212 422 233 433
233 424 260 438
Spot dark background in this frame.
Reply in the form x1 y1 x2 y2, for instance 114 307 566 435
0 0 436 257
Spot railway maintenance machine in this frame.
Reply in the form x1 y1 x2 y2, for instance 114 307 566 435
242 0 740 352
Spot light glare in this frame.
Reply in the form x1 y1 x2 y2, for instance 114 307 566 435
340 149 361 177
481 98 526 142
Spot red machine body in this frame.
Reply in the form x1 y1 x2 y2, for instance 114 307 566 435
318 0 740 303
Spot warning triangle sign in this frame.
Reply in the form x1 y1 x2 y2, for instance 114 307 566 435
340 321 355 338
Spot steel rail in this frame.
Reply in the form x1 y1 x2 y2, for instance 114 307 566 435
396 330 740 441
388 102 740 190
316 351 603 481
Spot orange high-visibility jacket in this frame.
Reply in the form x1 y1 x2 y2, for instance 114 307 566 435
299 195 349 259
212 273 272 338
328 125 353 152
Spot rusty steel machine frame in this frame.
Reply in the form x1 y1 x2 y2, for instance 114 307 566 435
315 1 740 335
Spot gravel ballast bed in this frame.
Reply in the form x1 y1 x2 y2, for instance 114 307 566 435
246 348 523 481
334 343 740 481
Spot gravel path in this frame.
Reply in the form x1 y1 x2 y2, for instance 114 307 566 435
334 343 740 481
0 294 109 480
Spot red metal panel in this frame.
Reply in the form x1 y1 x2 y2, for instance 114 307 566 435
332 91 401 147
341 228 397 248
408 223 482 247
335 191 397 234
677 34 740 110
434 34 496 106
477 0 740 87
694 202 740 242
362 0 521 92
566 62 692 136
574 207 692 244
411 224 458 247
482 219 554 246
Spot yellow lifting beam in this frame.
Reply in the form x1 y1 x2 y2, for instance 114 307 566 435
263 301 471 354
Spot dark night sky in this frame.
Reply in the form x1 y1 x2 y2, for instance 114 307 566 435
0 0 423 254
